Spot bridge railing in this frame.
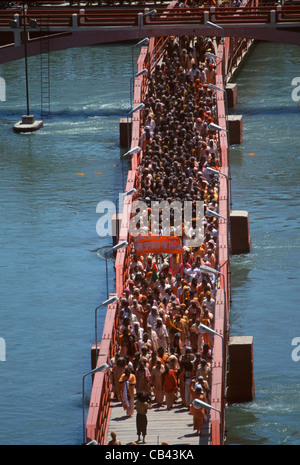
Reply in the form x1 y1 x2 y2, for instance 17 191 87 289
85 39 149 446
85 32 232 445
85 296 120 444
208 37 230 446
1 4 300 31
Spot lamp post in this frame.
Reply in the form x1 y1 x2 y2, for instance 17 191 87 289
95 296 119 362
208 122 230 166
13 2 43 132
122 145 142 190
200 264 226 318
116 188 136 241
192 398 223 444
198 323 224 361
205 166 232 224
82 363 109 444
130 68 148 111
205 167 228 188
208 119 232 220
206 207 231 255
131 37 149 84
206 21 225 84
208 83 229 135
22 0 29 117
207 84 232 213
104 241 128 298
126 103 145 151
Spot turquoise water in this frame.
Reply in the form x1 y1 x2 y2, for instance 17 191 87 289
0 44 132 445
225 42 300 445
0 40 299 445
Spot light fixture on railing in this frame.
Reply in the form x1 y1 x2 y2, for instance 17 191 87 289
94 295 119 363
104 241 128 298
198 323 223 340
205 51 222 61
206 20 225 85
126 103 145 151
82 363 110 445
130 69 148 110
132 37 149 85
206 167 229 193
116 189 137 240
206 21 225 44
206 209 228 222
208 122 228 133
123 146 142 158
207 83 230 138
128 103 145 115
192 398 223 443
200 264 227 319
144 10 157 17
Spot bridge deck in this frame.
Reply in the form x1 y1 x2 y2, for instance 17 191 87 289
107 396 211 446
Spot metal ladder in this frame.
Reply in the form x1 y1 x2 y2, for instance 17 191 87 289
40 17 50 118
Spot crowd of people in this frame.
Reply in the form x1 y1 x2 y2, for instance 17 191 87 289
108 35 223 445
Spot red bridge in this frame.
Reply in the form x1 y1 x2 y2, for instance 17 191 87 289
0 0 294 447
0 1 300 63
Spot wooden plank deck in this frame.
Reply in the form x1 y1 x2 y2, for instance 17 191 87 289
107 397 211 446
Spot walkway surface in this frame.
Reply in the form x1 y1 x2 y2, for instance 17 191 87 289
107 397 211 446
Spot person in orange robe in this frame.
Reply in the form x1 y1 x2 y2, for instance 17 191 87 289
189 384 207 435
163 364 178 410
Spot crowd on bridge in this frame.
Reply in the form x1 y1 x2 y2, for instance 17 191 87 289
108 34 224 445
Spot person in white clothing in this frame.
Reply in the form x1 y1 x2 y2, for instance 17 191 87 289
202 293 215 314
153 318 169 352
148 306 159 329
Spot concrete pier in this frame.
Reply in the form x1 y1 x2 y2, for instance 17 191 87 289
13 114 43 133
228 115 243 144
227 336 255 403
226 83 238 108
230 210 251 255
120 117 131 148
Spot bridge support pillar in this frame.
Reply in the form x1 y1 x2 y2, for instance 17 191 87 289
72 14 78 28
91 343 101 371
226 83 238 108
120 117 132 148
227 336 255 403
230 210 251 255
228 114 243 144
112 213 122 246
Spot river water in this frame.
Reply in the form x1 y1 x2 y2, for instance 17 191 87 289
0 43 132 445
225 41 300 445
0 41 299 445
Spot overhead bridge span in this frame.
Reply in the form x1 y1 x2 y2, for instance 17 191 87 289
0 2 300 63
